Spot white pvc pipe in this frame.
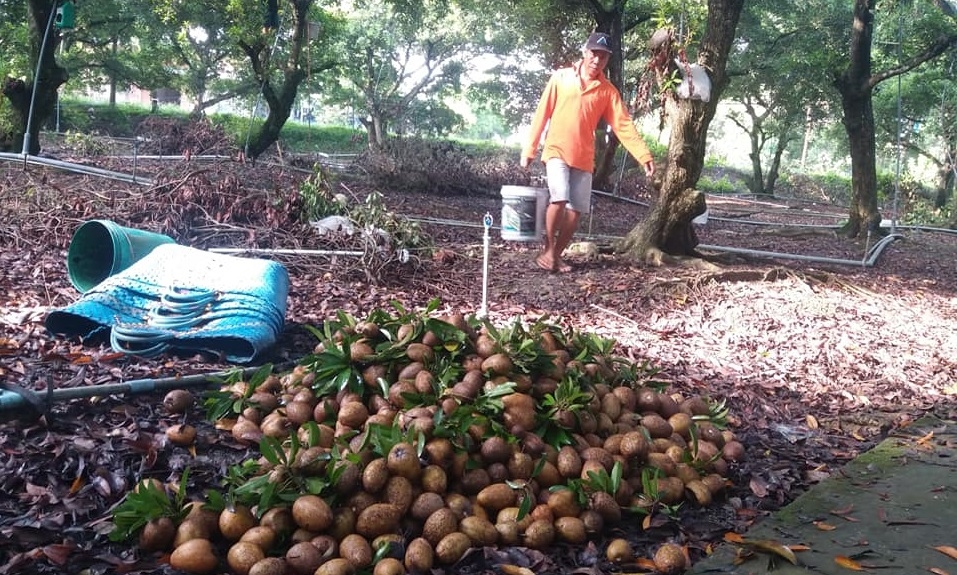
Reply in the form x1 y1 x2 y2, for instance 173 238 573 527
478 213 492 318
0 152 152 186
208 248 365 256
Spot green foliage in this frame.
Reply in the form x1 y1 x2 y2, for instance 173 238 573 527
203 364 274 421
109 470 190 542
697 175 737 194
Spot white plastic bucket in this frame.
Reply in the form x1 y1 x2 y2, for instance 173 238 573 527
500 186 548 241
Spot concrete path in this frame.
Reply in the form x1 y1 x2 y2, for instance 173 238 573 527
690 416 957 574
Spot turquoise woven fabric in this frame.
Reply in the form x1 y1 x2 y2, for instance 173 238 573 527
45 244 288 363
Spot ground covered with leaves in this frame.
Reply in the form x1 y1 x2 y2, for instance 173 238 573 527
0 143 955 575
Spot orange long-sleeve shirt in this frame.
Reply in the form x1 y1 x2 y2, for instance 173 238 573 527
522 61 653 173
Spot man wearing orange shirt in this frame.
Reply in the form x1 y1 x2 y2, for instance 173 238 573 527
521 32 656 273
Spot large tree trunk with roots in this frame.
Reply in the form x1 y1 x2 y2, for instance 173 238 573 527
1 0 68 154
617 0 745 264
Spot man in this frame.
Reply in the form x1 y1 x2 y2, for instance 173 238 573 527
521 32 656 273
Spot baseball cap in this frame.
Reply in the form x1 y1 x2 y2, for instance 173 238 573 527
584 32 613 53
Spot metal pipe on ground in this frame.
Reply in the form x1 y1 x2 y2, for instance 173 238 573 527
0 363 289 418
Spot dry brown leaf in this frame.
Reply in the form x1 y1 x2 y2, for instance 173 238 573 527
745 539 798 565
934 546 957 561
749 477 769 498
790 544 812 552
927 567 950 575
806 414 819 429
814 521 837 531
724 532 746 543
834 555 866 571
636 557 658 570
500 566 535 575
917 431 935 445
831 504 855 515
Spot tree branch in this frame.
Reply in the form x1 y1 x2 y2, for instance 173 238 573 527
869 33 957 88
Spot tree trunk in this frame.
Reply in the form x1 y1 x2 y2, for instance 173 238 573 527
747 122 765 195
1 0 68 154
834 0 881 239
617 0 745 263
241 0 314 159
764 130 791 196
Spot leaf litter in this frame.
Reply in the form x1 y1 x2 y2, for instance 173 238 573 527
1 155 956 573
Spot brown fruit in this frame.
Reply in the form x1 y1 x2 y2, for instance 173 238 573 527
495 520 520 546
355 503 403 538
641 413 674 439
339 533 373 569
481 353 513 376
387 442 421 481
284 401 314 426
480 435 512 464
653 542 688 574
170 538 218 574
166 423 197 447
554 516 587 544
589 491 621 524
406 342 435 363
291 494 333 532
722 440 746 462
373 557 406 575
579 509 604 534
434 531 471 565
474 334 499 358
139 517 175 552
163 389 194 414
556 445 583 479
420 464 448 494
685 479 713 506
350 340 374 362
248 557 287 575
337 401 370 429
523 518 555 550
668 412 693 439
546 488 582 519
680 396 710 416
315 558 355 575
411 492 446 522
173 518 211 548
285 541 324 575
239 526 277 551
220 505 257 541
605 538 634 563
259 507 295 536
701 473 728 495
404 537 434 573
422 507 459 546
328 507 357 541
476 483 517 512
459 515 498 546
382 475 414 514
227 541 266 575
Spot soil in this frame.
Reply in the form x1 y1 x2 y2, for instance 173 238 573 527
1 149 955 575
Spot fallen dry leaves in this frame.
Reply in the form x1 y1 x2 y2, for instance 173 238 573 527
1 154 956 574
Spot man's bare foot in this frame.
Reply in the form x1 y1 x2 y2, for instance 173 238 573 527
536 253 556 272
555 260 573 273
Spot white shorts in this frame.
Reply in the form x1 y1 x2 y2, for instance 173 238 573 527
546 158 592 214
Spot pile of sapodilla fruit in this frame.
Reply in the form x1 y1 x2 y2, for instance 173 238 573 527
143 311 746 575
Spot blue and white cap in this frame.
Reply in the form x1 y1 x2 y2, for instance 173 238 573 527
585 32 613 53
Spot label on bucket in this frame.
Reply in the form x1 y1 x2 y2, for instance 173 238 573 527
501 197 537 240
